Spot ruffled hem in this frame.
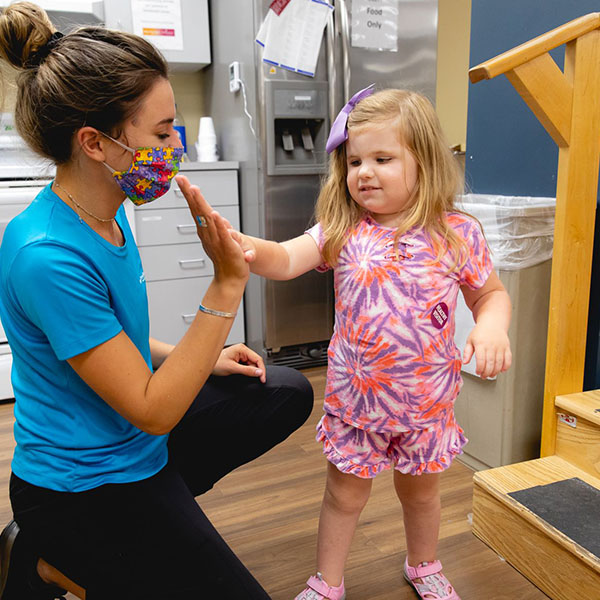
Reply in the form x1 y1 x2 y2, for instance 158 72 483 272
394 428 468 476
316 426 389 479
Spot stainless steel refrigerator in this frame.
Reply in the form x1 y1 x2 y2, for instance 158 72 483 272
205 0 438 368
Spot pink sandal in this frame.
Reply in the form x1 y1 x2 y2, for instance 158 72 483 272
294 572 346 600
403 558 461 600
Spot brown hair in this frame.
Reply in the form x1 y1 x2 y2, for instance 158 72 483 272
0 1 168 164
316 88 471 271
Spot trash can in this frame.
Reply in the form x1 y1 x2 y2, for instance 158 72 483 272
453 194 556 470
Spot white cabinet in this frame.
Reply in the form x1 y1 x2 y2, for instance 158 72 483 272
0 181 50 401
455 262 551 470
134 163 245 347
103 0 211 70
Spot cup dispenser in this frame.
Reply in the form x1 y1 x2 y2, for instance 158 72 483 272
265 80 328 176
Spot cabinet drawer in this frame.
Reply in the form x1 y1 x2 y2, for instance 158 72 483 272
147 278 245 347
135 170 238 211
135 205 240 246
140 243 213 282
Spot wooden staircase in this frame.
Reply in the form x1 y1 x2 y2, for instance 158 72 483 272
468 13 600 600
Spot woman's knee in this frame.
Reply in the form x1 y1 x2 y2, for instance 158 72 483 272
265 365 314 424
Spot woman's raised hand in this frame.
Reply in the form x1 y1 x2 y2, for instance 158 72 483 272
175 175 249 284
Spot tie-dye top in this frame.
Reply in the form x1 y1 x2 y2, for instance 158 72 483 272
306 212 493 433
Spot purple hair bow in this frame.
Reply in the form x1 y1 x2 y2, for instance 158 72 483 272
325 84 376 154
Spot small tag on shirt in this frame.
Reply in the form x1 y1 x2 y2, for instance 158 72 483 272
431 302 449 329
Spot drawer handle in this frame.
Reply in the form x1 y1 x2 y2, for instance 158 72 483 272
181 313 196 324
178 258 206 269
176 224 197 234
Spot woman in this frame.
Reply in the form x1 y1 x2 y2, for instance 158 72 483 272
0 3 313 598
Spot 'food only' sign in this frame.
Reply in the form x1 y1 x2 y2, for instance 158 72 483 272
351 0 399 51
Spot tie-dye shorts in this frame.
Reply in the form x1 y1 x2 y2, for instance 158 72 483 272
316 411 467 478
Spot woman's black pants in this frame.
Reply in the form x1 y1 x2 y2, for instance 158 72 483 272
9 366 314 599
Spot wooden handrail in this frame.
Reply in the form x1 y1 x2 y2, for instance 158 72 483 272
469 12 600 83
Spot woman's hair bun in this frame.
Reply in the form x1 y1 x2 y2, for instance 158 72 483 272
0 1 55 69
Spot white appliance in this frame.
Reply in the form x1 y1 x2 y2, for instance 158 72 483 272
0 114 55 400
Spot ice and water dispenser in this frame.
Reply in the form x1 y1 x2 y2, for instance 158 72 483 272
265 80 328 176
259 79 333 365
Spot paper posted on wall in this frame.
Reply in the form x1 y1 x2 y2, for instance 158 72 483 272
131 0 184 51
256 0 333 77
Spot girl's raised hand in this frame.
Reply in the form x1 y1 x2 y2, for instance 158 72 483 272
228 229 257 263
174 175 249 284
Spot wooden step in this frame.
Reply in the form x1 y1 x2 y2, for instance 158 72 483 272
554 390 600 479
555 389 600 425
472 455 600 600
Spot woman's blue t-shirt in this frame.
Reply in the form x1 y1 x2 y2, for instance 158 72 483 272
0 184 168 492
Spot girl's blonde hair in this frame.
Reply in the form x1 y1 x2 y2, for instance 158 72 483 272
316 88 470 270
0 1 168 164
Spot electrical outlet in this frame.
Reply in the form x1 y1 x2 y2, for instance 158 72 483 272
229 61 241 93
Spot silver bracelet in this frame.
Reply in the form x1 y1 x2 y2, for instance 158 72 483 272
198 303 236 319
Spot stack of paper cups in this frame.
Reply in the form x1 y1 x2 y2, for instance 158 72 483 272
195 117 219 162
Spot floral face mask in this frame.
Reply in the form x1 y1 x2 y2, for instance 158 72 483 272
102 133 184 206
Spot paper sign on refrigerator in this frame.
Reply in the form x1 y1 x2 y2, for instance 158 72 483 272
256 0 333 77
131 0 184 51
351 0 399 51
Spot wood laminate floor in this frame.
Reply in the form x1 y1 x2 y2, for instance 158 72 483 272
0 367 548 599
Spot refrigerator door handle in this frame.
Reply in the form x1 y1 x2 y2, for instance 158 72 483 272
326 6 336 127
338 0 351 102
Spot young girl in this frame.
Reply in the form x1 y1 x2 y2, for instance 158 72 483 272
235 87 512 599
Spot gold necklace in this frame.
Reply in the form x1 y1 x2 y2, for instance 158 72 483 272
53 181 115 223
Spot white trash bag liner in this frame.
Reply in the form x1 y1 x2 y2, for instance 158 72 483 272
455 194 555 377
457 194 556 271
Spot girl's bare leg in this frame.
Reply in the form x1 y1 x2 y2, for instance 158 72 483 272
393 471 441 568
316 461 373 587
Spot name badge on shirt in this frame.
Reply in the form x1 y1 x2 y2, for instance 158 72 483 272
431 302 449 329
